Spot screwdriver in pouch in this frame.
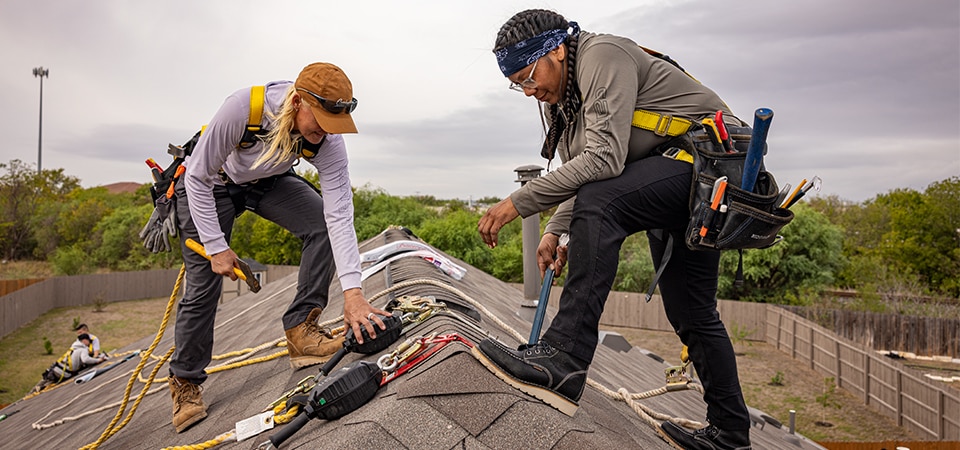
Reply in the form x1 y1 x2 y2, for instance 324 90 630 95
713 110 736 153
701 118 725 151
700 176 728 238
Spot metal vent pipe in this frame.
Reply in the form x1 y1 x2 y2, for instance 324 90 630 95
514 165 544 303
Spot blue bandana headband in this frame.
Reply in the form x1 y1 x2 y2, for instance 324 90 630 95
495 22 579 77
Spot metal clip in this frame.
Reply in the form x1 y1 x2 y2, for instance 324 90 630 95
265 375 316 412
378 332 437 372
665 359 693 392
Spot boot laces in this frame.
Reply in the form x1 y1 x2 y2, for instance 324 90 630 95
301 320 326 340
173 378 202 402
695 425 719 439
524 341 554 356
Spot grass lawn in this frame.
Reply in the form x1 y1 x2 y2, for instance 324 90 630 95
0 296 174 407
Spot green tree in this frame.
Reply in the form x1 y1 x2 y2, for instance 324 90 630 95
93 203 181 270
0 160 80 260
416 209 494 272
230 213 303 265
874 180 960 296
720 202 844 302
50 244 93 275
352 185 437 241
612 233 655 293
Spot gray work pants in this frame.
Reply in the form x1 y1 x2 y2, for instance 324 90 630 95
170 175 336 383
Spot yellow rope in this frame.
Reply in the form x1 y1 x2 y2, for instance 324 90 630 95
272 403 301 424
80 264 184 450
138 340 289 384
65 266 703 448
160 430 236 450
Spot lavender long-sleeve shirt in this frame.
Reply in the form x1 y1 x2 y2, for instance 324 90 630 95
183 81 362 291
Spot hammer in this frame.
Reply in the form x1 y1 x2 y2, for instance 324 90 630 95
528 233 568 345
185 238 261 293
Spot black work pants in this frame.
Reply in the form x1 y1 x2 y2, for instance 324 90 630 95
541 155 750 431
170 175 336 384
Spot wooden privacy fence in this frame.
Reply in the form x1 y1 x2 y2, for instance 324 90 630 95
0 269 181 339
785 306 959 358
0 266 298 339
594 290 959 441
768 307 960 441
0 278 45 296
597 288 768 341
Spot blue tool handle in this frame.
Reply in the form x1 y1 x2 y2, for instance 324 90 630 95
528 267 555 345
741 108 774 192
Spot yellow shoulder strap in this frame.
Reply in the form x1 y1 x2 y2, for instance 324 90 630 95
196 85 264 144
248 85 265 132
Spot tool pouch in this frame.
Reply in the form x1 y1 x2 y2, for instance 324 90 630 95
669 126 794 251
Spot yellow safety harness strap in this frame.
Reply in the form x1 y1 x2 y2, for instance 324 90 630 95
659 146 694 164
632 110 693 137
247 85 265 135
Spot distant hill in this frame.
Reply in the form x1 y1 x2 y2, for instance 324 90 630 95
100 182 142 195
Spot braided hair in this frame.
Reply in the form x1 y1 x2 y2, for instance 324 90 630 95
495 9 581 161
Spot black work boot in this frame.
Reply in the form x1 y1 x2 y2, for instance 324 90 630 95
471 338 587 416
660 422 751 450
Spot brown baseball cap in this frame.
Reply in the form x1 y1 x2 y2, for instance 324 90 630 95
295 62 358 134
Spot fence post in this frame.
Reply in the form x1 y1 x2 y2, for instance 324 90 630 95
773 307 780 348
938 390 944 439
835 340 842 386
810 327 816 370
791 317 797 358
864 353 871 406
895 371 902 427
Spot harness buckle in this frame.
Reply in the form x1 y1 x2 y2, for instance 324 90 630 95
654 114 674 137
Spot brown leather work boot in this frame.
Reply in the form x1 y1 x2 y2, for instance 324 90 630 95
169 375 207 433
285 307 345 369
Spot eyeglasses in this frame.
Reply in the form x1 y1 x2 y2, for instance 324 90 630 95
508 58 539 92
297 88 358 114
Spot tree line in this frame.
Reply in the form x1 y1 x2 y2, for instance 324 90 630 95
1 158 957 305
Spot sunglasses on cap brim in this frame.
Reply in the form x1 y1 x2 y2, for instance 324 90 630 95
297 88 358 114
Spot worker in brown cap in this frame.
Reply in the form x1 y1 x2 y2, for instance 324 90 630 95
166 62 388 433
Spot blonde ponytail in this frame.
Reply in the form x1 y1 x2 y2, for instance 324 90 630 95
253 86 302 169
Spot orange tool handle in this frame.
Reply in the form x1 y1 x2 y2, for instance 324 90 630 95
165 165 187 199
699 180 728 237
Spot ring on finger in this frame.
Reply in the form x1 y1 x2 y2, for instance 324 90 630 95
367 312 375 320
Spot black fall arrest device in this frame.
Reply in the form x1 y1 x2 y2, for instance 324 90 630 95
265 312 404 448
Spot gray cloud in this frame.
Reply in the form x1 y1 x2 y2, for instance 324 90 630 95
2 0 957 203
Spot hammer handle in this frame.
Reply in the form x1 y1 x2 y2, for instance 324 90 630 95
184 238 247 281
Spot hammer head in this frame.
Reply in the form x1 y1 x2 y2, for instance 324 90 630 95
236 259 262 293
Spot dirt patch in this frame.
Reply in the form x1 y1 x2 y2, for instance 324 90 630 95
603 326 919 443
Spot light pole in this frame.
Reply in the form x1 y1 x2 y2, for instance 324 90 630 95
33 66 49 172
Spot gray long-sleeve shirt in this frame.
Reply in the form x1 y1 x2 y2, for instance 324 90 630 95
53 340 102 377
184 81 362 290
508 32 741 236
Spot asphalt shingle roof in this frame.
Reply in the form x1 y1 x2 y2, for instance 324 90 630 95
0 227 826 449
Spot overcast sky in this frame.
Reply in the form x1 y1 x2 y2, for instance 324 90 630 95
2 0 957 203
